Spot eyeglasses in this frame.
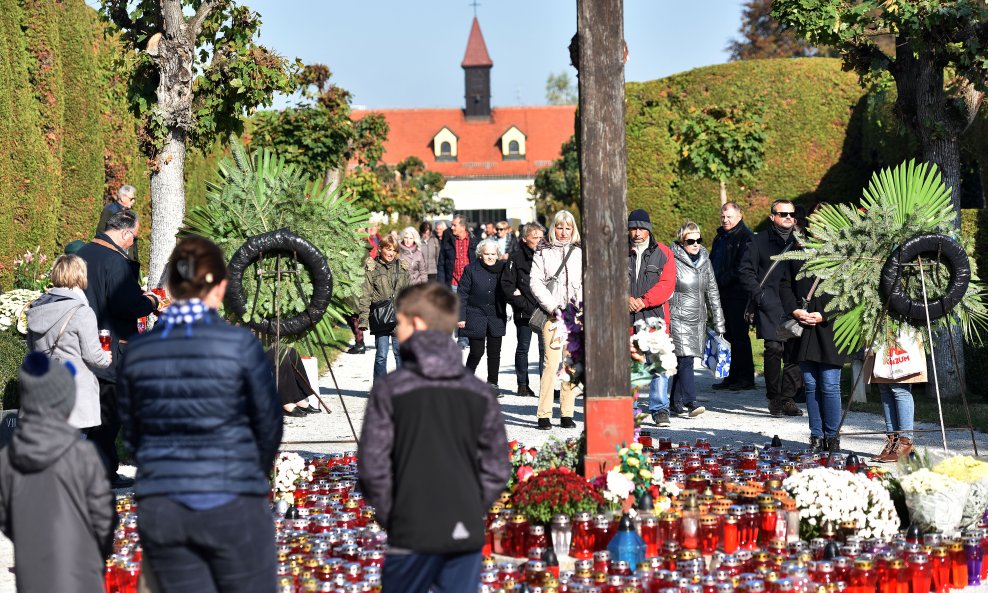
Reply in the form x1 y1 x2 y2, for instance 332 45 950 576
772 211 795 218
683 238 703 246
496 227 508 231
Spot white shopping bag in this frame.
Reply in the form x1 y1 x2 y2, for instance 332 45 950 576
871 327 926 381
301 356 320 395
703 328 731 379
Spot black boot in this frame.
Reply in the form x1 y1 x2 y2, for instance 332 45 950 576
809 436 822 453
825 437 841 453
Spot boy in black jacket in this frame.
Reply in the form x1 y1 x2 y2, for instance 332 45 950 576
358 282 510 593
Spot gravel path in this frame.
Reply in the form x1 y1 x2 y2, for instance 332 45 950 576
0 326 984 590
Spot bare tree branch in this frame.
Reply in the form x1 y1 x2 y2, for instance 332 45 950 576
187 0 223 43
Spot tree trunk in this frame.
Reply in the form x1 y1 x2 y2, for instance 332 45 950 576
577 0 632 479
719 179 728 206
147 132 187 288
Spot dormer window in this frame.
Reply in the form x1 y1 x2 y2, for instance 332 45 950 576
433 127 458 162
500 125 526 160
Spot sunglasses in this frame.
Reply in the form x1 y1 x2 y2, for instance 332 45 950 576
772 211 795 218
683 238 703 246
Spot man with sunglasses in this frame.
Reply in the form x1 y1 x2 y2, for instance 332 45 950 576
710 202 755 391
628 209 678 427
739 199 804 417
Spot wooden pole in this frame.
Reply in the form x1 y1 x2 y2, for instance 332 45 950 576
576 0 633 478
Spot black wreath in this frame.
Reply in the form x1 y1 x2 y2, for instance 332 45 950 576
878 233 970 322
226 228 333 337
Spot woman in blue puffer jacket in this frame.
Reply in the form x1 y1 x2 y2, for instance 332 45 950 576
119 236 282 593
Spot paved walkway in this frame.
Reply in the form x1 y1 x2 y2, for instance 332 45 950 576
0 325 984 590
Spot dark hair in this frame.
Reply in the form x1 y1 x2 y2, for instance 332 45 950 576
166 236 227 300
770 199 794 214
395 282 458 334
105 209 139 232
418 221 433 236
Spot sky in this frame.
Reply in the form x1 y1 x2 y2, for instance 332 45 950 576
238 1 747 110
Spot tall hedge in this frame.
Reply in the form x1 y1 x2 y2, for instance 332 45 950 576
626 58 871 243
0 0 147 284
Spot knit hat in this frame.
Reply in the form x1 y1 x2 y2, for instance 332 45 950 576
63 240 86 255
18 352 76 419
628 209 652 231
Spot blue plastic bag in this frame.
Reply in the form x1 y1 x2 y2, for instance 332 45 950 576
703 328 731 379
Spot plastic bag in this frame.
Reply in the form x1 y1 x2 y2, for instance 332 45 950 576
900 468 969 534
872 326 926 380
703 329 731 379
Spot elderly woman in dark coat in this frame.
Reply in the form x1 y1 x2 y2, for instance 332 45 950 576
669 221 725 418
457 239 508 393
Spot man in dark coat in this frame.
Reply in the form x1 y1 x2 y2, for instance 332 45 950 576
0 353 115 593
77 209 160 487
738 199 804 417
501 222 547 396
437 215 478 348
359 283 509 593
96 184 139 263
709 201 756 391
627 209 677 427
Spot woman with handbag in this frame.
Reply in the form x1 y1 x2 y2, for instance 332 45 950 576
780 255 846 452
457 240 508 393
668 222 725 418
358 235 411 380
529 210 583 431
26 254 111 430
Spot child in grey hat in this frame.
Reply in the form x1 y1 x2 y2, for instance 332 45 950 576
0 352 116 593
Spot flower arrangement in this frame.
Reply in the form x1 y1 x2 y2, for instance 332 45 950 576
558 300 584 388
509 467 603 525
630 318 678 386
507 440 539 489
783 467 899 540
12 247 51 292
507 437 582 490
271 452 314 504
596 442 675 514
0 289 42 334
932 455 988 529
899 468 970 534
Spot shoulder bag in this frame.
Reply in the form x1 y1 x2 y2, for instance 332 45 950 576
775 276 821 341
45 304 85 357
743 243 793 326
528 246 575 332
369 267 400 336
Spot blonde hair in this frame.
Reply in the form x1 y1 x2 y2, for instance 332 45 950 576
550 210 581 246
677 221 702 244
51 255 88 290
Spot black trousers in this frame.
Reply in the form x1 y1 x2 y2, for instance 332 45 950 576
348 313 364 345
466 336 503 384
139 496 276 593
723 299 755 384
763 339 802 401
87 379 120 478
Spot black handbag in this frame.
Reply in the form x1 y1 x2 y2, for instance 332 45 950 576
369 266 400 335
776 276 821 341
529 246 575 332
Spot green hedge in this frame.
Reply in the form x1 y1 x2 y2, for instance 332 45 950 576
961 208 988 397
626 58 873 242
0 331 27 410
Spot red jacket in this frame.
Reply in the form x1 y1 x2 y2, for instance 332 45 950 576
629 239 676 333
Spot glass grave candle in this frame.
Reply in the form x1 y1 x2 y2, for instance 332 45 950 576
681 496 701 550
700 515 720 555
949 541 968 589
551 514 573 558
722 515 740 554
743 505 760 551
642 514 661 558
594 514 614 552
528 525 548 556
572 512 595 560
659 512 681 547
965 536 984 586
758 501 779 547
907 553 932 593
931 547 950 593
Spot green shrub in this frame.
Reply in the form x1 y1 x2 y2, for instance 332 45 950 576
0 331 27 410
961 208 988 397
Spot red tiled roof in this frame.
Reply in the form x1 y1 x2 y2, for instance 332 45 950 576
461 17 493 68
351 106 576 179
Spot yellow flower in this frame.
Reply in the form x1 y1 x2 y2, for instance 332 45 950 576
630 443 644 452
640 469 652 481
624 472 635 481
627 457 640 467
619 447 629 456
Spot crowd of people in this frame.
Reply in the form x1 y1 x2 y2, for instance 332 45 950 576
348 202 918 460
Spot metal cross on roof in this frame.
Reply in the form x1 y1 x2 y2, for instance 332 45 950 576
469 0 481 17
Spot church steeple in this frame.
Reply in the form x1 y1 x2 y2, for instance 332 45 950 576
461 17 492 120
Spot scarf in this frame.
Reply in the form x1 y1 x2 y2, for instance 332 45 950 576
480 259 504 275
158 298 214 339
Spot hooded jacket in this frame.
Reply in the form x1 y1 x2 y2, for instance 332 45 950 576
628 236 677 330
0 376 115 593
358 330 510 554
26 288 111 428
669 242 726 358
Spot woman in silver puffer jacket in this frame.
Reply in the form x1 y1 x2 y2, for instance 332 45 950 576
669 221 726 417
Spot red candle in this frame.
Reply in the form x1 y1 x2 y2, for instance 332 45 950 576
908 553 933 593
932 548 950 593
571 512 595 560
700 515 719 555
722 515 740 554
949 542 968 589
759 502 779 546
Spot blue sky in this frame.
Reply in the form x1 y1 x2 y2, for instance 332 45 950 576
85 1 747 109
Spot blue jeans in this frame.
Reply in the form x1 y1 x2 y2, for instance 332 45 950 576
878 383 914 433
647 374 669 415
800 361 842 438
383 551 482 593
373 335 401 379
670 356 696 411
139 496 276 593
515 323 545 385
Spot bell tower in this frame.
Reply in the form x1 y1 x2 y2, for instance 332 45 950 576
461 17 492 120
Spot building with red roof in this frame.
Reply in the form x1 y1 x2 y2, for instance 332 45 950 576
351 17 575 226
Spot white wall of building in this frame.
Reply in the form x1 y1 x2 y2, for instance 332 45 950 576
439 177 536 223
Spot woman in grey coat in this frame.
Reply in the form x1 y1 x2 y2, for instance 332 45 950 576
419 221 440 281
669 221 725 417
26 255 111 430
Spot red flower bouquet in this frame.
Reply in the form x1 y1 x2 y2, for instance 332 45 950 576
509 467 603 525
